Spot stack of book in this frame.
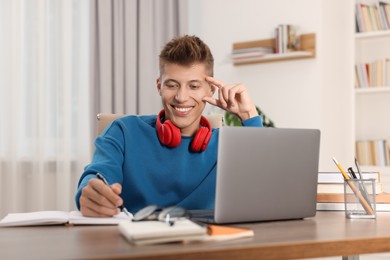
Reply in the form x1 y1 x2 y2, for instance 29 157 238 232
317 171 390 211
231 46 274 64
356 139 390 166
355 1 390 33
118 219 254 245
355 59 390 88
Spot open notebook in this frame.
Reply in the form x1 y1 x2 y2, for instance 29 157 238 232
0 210 133 226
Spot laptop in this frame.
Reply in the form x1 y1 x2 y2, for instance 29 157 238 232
190 127 321 224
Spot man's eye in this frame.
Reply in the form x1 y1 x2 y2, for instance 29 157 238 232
190 85 200 90
166 83 178 88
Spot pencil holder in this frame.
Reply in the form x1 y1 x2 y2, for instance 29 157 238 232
344 179 376 219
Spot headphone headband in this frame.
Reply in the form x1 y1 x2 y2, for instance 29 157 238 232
156 110 212 152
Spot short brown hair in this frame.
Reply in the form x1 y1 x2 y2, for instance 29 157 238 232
159 35 214 76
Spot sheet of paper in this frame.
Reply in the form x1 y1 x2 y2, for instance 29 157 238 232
68 211 132 225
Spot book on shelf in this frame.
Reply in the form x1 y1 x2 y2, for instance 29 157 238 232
274 24 300 54
355 1 390 33
356 138 390 166
231 47 274 63
379 1 390 30
0 211 132 227
355 58 390 89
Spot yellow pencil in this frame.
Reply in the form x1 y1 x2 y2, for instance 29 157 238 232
332 157 374 215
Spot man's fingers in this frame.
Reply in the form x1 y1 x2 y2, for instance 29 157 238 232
80 196 120 217
205 76 223 88
202 96 218 106
218 87 228 108
228 84 243 107
87 179 123 207
111 183 122 195
79 179 123 217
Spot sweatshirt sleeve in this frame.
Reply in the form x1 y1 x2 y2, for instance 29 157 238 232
75 121 126 210
241 115 263 127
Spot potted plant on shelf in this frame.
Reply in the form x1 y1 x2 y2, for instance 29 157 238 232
224 106 275 127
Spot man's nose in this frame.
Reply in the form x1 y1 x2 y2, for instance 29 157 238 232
175 87 189 102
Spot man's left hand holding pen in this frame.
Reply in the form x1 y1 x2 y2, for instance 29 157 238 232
79 173 125 218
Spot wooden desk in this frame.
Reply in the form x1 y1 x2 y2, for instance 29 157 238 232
2 211 390 260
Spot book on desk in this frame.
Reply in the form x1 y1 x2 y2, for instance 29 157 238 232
118 219 254 245
316 171 390 211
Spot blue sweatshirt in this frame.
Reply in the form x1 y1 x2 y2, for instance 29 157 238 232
75 115 262 213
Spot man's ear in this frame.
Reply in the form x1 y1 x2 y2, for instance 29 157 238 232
156 78 162 96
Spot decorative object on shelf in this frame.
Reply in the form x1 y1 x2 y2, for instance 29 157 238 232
232 33 315 65
224 106 275 128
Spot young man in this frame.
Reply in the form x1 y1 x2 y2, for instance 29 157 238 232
75 35 262 217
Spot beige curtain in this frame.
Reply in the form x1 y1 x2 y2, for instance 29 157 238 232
0 0 91 217
90 0 188 137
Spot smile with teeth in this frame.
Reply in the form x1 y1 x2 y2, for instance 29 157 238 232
174 107 193 112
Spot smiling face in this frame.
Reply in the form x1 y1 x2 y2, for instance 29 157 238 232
157 62 214 136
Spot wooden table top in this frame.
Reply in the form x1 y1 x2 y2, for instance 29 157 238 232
2 211 390 260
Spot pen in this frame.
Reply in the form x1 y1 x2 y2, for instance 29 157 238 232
354 157 371 203
332 157 374 215
347 167 357 179
348 166 372 205
96 173 132 219
354 157 363 180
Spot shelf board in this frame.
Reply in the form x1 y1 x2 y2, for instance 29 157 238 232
232 33 316 66
233 51 314 65
355 87 390 94
355 30 390 39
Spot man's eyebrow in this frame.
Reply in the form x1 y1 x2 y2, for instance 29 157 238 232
164 79 179 84
188 79 205 84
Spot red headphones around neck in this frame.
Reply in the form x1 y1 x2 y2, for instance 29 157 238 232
156 110 212 152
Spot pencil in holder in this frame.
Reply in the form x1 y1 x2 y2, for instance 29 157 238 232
344 178 376 219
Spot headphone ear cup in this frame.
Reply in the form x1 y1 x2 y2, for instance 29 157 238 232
157 122 172 146
156 110 181 148
191 126 211 152
164 120 181 147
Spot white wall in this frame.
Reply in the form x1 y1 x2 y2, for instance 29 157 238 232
187 0 355 171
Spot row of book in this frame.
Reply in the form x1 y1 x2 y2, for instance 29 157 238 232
355 1 390 33
231 24 301 63
355 58 390 88
356 139 390 166
317 171 390 211
274 24 300 54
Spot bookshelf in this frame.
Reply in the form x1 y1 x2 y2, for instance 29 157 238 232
232 33 316 66
354 0 390 174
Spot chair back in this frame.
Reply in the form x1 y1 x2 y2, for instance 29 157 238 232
96 113 224 136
